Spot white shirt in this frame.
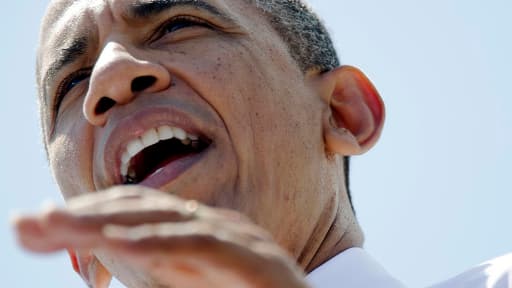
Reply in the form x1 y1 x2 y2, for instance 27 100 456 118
307 248 406 288
429 253 512 288
307 248 512 288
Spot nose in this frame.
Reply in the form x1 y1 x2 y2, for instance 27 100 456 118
83 41 171 126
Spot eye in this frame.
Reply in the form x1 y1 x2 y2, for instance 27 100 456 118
157 16 213 38
54 68 91 113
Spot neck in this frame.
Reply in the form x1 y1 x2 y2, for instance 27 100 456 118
298 191 364 273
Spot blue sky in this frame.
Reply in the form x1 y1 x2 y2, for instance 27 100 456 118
1 1 511 287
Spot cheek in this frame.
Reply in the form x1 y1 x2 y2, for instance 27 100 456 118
49 107 95 199
187 41 315 158
161 37 323 216
199 46 319 196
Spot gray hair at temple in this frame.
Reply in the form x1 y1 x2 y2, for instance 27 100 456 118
250 0 340 72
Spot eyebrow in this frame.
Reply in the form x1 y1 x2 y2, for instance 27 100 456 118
42 37 88 105
129 0 233 22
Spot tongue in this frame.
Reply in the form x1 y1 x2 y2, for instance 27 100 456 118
129 138 197 183
137 152 195 181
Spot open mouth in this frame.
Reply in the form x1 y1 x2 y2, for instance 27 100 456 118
120 125 210 185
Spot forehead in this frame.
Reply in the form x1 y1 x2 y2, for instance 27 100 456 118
39 0 252 50
37 0 262 89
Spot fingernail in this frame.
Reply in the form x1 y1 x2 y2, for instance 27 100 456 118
185 200 199 214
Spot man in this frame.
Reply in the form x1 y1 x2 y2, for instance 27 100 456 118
13 0 511 287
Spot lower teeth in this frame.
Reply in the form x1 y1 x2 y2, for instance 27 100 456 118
124 175 137 185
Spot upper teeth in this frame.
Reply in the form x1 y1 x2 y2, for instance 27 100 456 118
120 125 199 178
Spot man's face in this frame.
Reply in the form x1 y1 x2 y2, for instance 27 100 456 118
39 0 334 256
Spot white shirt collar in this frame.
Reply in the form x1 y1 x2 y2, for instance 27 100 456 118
307 248 406 288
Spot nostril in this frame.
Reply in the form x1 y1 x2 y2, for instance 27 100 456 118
131 76 157 93
95 97 117 115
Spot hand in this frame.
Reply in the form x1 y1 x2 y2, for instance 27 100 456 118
13 186 310 288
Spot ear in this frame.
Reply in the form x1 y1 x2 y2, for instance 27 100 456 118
318 66 385 155
67 249 112 288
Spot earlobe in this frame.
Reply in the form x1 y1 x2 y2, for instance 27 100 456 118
323 111 362 155
66 249 112 288
321 66 385 155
